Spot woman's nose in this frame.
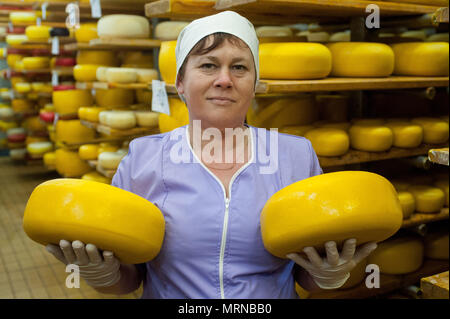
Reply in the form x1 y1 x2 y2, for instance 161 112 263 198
214 67 233 88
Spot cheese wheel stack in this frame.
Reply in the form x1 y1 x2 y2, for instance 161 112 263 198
349 123 393 152
304 128 350 157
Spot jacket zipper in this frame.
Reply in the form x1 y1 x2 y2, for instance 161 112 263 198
219 197 230 299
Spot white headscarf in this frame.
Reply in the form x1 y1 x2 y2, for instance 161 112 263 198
175 10 260 86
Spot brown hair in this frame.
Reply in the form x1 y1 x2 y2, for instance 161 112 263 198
176 32 248 83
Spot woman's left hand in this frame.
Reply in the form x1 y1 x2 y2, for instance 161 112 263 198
287 239 378 290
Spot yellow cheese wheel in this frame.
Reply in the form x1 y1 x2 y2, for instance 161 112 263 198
86 107 108 123
98 143 119 156
95 88 134 107
410 117 449 144
398 191 415 219
98 150 127 170
391 42 449 76
14 82 31 94
99 111 136 129
408 185 445 213
159 40 177 84
73 64 101 82
76 51 119 67
247 95 318 129
53 90 94 116
304 128 350 157
368 236 424 275
259 42 332 79
54 149 92 177
23 116 46 132
6 35 28 47
81 171 111 184
22 57 50 70
279 125 314 136
385 121 423 148
75 23 98 43
327 42 394 77
260 171 403 258
7 54 23 68
56 119 96 145
10 11 37 24
97 15 150 39
78 106 89 121
25 25 51 41
135 111 159 127
349 124 393 152
424 231 449 260
23 178 165 264
25 136 48 145
79 144 99 160
158 98 189 133
43 151 56 167
27 141 53 155
434 180 449 207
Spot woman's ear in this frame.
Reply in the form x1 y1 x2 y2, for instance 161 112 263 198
176 78 184 95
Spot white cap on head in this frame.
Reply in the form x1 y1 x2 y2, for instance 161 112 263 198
175 11 259 85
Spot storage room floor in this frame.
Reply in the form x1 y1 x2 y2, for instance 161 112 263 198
0 156 143 299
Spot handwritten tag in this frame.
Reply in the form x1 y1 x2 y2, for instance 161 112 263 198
41 2 49 20
151 80 170 115
90 0 102 18
51 71 59 86
51 36 59 55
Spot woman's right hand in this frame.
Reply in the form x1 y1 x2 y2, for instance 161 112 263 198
46 239 122 288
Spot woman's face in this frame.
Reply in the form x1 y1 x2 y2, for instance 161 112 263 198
176 36 256 130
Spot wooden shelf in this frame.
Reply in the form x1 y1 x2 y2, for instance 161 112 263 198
35 0 146 15
309 259 449 299
421 271 449 299
80 120 159 137
428 147 449 166
318 143 449 168
65 38 161 51
145 0 441 24
402 208 449 229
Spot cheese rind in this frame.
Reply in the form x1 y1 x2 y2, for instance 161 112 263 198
304 128 350 157
410 117 449 144
385 121 423 148
408 185 445 213
97 15 150 39
349 124 393 152
53 90 94 116
398 191 415 219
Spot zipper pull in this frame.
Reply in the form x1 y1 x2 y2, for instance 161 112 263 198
225 198 230 209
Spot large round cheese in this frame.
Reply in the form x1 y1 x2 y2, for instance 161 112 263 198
53 90 94 115
27 142 53 155
54 148 92 177
155 21 189 40
434 180 449 207
81 171 111 184
106 68 137 83
136 69 158 83
407 185 445 213
95 88 134 107
159 40 177 84
97 15 150 39
260 171 403 258
22 57 50 70
410 117 449 144
99 111 136 129
10 148 27 160
25 25 51 41
368 236 423 275
96 67 109 82
75 23 98 43
385 121 423 148
398 191 415 219
349 124 393 152
23 178 165 264
14 82 31 94
43 151 56 168
158 98 189 133
85 107 108 123
427 33 449 42
98 150 127 170
279 125 314 137
56 119 96 145
78 144 100 160
391 42 449 76
6 35 28 47
304 128 349 157
424 231 449 260
259 42 332 79
73 64 101 82
327 42 394 77
77 51 119 66
135 111 159 127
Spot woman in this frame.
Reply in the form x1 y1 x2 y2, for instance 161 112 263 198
46 11 377 299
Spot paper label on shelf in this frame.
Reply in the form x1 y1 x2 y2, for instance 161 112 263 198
53 112 59 126
90 0 102 18
8 22 13 33
51 37 60 55
51 71 59 86
41 2 49 20
36 17 41 26
65 2 80 29
152 80 170 116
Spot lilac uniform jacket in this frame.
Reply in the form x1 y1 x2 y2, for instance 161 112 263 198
111 124 323 299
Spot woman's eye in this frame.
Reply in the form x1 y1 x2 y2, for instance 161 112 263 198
200 63 216 69
232 65 247 71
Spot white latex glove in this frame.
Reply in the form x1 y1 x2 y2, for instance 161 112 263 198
287 239 378 290
46 239 121 288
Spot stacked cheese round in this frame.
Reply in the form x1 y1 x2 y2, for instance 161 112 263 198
259 42 332 79
391 42 449 76
74 64 101 82
368 236 424 275
23 116 46 132
99 111 136 130
98 149 127 170
349 123 393 152
43 151 56 168
14 82 31 94
81 171 111 184
95 88 134 107
10 148 27 160
135 111 159 128
105 68 137 83
78 144 100 161
77 51 119 66
304 128 349 157
410 117 449 144
23 178 165 264
121 51 153 69
434 180 449 207
86 107 108 123
97 15 150 39
75 23 98 43
53 89 94 116
25 25 51 41
6 35 28 47
55 148 92 177
260 171 403 258
27 142 53 155
155 21 189 40
256 26 293 38
327 42 394 77
424 231 449 260
136 69 158 83
22 57 50 70
56 120 96 145
407 185 445 213
385 121 423 148
98 142 119 156
159 41 177 84
397 191 415 219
